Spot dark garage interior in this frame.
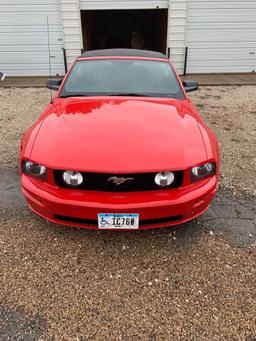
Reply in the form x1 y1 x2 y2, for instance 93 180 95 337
81 9 168 54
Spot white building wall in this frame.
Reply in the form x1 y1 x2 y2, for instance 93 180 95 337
167 0 187 74
1 0 255 76
186 0 256 73
59 0 83 66
0 0 65 76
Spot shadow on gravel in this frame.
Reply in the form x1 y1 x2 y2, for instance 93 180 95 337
0 305 47 341
198 189 256 247
0 168 24 205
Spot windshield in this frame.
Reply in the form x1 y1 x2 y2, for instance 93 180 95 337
59 59 185 99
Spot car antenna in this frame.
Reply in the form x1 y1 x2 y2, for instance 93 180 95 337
47 16 53 104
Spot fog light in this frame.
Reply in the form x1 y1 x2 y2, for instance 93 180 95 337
63 171 83 186
155 172 175 187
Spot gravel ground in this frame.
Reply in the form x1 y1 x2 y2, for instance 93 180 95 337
190 86 256 197
0 86 255 196
0 203 256 341
0 86 256 340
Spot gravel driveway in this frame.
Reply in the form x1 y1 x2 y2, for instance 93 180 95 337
0 86 256 341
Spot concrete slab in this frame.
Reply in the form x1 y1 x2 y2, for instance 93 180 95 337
1 73 256 88
0 77 59 88
181 73 256 86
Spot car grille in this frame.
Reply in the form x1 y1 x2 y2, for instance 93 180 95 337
54 171 183 192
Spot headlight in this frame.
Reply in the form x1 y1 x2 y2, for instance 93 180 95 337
22 160 47 178
155 172 175 187
63 171 83 186
191 162 216 182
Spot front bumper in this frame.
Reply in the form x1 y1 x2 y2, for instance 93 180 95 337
21 175 217 230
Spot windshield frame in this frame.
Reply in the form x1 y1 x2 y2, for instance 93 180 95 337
58 57 186 100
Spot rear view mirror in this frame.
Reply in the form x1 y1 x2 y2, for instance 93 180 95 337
182 80 198 93
46 79 62 91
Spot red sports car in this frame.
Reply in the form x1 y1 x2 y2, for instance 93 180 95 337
20 49 219 230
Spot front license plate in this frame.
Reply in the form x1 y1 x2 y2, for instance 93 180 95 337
98 213 139 229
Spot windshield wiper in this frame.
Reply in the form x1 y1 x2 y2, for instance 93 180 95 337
59 94 89 98
108 93 152 97
60 93 152 98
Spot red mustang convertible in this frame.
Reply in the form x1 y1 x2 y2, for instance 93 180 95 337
20 49 219 230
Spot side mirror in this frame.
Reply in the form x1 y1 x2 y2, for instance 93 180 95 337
182 80 198 93
0 71 6 81
46 79 62 91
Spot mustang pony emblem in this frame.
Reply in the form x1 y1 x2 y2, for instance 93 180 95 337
107 176 134 186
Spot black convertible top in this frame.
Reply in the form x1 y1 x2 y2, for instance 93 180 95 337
80 49 167 59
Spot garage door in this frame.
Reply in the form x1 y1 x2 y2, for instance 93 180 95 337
186 0 256 73
80 0 168 10
0 0 65 77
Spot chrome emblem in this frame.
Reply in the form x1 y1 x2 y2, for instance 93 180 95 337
108 176 134 186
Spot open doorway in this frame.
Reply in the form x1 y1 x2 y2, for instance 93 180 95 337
81 9 168 54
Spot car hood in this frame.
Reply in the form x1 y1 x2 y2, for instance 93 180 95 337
31 97 207 172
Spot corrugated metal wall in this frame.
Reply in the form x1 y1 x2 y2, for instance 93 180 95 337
186 0 256 73
3 0 254 76
0 0 65 76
